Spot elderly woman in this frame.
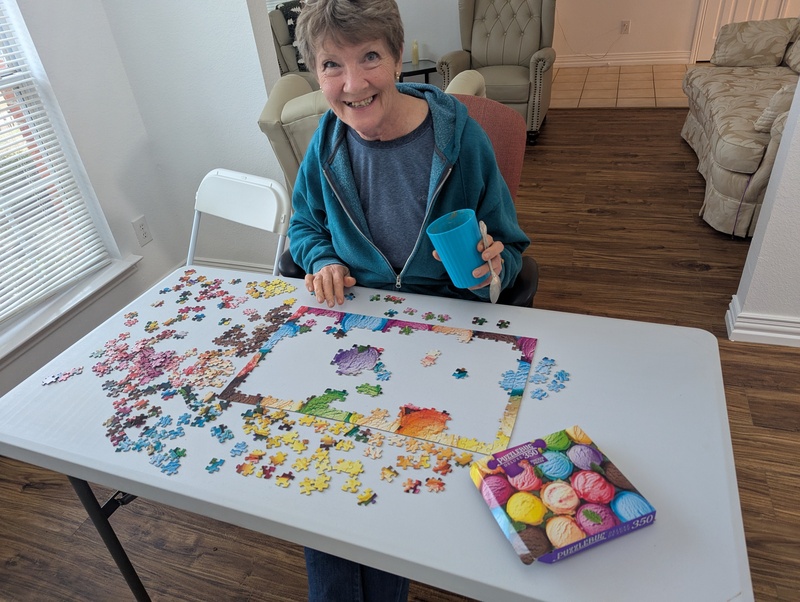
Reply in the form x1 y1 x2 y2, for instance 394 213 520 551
289 0 530 309
290 1 529 598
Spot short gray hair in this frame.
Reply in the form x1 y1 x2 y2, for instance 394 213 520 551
295 0 405 73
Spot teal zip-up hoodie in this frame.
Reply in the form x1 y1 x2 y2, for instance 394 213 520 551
288 82 530 301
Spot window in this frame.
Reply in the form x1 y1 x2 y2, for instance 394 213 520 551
0 1 114 327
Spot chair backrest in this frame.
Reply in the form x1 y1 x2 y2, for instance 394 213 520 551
187 169 291 274
259 74 329 196
452 94 526 200
459 0 555 68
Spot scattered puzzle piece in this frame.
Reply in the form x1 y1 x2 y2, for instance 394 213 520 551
230 441 248 457
404 439 421 453
236 462 255 476
363 446 382 459
274 472 295 487
341 476 361 493
355 383 382 397
433 459 453 476
334 459 364 477
396 455 415 470
314 474 332 491
357 489 377 505
437 447 455 461
269 451 288 465
380 466 399 482
41 366 83 386
402 478 422 493
292 457 312 472
367 431 385 447
299 477 317 495
420 350 441 367
258 465 276 479
245 449 266 463
452 368 468 379
334 439 355 452
425 477 446 493
454 452 474 466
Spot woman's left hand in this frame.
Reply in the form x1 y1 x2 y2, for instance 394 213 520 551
470 232 504 288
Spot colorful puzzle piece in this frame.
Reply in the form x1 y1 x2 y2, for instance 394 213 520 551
425 477 446 493
357 489 377 505
402 478 422 493
380 466 399 482
342 476 361 493
206 458 225 474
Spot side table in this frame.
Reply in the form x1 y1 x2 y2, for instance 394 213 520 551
399 59 437 84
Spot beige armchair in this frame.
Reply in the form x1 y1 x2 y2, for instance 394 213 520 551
437 0 556 143
269 1 318 89
258 70 488 196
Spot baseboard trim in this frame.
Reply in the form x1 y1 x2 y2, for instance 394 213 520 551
554 50 692 69
726 294 800 348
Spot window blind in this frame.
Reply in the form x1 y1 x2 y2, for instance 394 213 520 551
0 1 110 325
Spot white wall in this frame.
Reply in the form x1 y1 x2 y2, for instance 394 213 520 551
397 0 704 69
553 0 701 66
399 0 459 85
726 88 800 347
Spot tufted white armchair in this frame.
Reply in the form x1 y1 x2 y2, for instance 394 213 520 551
437 0 556 143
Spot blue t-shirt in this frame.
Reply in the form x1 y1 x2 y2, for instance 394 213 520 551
346 112 434 271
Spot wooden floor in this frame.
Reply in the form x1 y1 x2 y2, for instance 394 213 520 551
2 109 799 601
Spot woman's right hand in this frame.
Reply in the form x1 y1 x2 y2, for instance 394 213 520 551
305 264 357 307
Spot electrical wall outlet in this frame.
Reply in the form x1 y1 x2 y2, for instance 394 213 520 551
132 215 153 247
621 20 631 34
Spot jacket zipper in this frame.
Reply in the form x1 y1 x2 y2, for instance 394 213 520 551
323 163 454 290
398 164 453 288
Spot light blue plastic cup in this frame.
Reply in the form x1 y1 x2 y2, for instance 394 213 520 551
426 209 484 288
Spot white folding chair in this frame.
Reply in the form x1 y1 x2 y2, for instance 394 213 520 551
186 168 291 275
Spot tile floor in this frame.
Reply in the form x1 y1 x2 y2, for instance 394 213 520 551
550 64 690 109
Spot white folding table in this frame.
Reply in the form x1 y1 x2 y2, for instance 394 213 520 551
0 267 753 601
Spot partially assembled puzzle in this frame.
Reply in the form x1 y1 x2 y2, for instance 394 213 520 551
220 303 536 454
45 269 571 503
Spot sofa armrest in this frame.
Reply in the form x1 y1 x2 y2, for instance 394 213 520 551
746 110 789 216
711 18 796 67
444 70 486 97
437 50 471 90
529 47 556 76
259 75 316 132
771 110 789 137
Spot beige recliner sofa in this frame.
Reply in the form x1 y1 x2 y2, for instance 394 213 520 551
682 17 800 237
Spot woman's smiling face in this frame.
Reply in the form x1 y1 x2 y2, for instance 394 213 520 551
315 37 403 141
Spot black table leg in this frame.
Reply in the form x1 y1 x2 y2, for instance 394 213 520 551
68 477 151 602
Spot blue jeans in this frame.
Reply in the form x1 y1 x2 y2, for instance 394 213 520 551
304 547 410 602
